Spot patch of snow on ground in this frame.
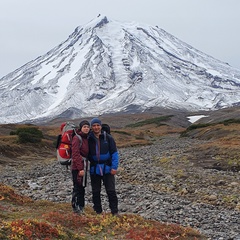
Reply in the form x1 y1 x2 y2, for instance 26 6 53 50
187 115 207 123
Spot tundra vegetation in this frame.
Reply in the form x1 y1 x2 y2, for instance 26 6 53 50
0 112 239 239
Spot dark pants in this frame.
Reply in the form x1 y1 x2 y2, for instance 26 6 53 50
90 174 118 214
72 170 85 209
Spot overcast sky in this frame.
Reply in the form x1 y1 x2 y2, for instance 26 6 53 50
0 0 239 78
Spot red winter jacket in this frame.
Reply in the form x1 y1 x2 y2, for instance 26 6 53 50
71 130 89 171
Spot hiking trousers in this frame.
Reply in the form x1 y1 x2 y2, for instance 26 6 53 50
90 173 118 214
72 170 85 209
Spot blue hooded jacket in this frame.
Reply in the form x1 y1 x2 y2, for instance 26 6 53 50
88 131 119 175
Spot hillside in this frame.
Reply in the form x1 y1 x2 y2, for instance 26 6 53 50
0 109 240 239
1 108 240 172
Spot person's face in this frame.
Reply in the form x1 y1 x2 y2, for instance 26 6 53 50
81 125 90 134
91 123 102 135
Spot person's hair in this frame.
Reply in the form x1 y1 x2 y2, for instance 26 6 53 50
79 120 90 130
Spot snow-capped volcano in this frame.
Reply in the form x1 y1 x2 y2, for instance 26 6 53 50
1 15 240 124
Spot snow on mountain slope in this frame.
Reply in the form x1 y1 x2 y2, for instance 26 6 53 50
1 15 240 123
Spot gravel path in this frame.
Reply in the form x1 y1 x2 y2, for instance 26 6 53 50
1 134 239 240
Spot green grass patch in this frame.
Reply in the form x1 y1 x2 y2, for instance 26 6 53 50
113 130 131 136
220 118 240 125
126 115 173 128
10 127 43 144
181 118 240 137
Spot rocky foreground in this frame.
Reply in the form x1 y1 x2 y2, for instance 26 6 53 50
0 134 239 240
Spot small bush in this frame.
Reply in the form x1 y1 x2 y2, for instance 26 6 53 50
13 127 43 144
18 132 42 143
9 131 17 135
16 127 43 138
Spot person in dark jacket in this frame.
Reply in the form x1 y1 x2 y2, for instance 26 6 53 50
71 120 90 214
88 117 119 215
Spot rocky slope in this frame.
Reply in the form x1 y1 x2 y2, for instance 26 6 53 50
1 134 239 240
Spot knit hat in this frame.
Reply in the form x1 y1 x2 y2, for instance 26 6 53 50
90 118 102 126
79 120 90 130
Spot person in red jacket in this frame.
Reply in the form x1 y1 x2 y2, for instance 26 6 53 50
71 120 90 214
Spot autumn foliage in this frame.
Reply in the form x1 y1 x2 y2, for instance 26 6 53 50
0 183 206 240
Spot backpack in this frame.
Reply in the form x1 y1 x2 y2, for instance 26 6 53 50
56 122 82 166
102 123 111 134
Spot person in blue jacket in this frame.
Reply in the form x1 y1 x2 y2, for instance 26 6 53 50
88 117 119 215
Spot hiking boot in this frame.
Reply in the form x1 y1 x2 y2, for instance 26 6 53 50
112 212 119 217
73 206 84 214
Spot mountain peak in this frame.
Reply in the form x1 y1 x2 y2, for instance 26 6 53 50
1 17 240 124
82 15 109 29
94 15 109 28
